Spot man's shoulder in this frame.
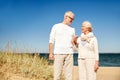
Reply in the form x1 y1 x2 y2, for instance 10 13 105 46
52 23 62 28
53 23 75 30
51 23 60 30
54 23 62 26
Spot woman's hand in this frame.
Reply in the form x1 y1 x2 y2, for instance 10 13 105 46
94 61 99 72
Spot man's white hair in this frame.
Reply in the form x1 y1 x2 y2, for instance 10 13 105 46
65 11 74 17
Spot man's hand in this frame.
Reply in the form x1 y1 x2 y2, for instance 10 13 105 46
49 43 54 60
49 53 54 60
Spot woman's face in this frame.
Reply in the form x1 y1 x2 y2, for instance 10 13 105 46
81 26 88 33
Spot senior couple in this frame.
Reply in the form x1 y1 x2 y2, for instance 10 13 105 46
49 11 99 80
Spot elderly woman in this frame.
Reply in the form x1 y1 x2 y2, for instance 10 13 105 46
74 21 99 80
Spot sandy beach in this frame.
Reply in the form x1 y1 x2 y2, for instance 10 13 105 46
1 66 120 80
73 66 120 80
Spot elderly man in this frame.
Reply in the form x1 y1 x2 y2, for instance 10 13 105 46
49 11 75 80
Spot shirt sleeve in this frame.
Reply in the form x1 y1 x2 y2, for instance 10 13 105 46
86 37 99 60
94 37 99 61
49 25 56 44
73 28 75 36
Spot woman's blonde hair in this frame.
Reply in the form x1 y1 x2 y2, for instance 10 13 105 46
82 21 93 32
87 27 93 32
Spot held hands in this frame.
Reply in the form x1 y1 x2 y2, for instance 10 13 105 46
72 36 78 50
72 35 78 45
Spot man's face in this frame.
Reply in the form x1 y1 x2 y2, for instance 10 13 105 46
64 13 74 25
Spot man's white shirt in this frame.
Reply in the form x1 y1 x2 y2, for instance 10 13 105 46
49 23 75 54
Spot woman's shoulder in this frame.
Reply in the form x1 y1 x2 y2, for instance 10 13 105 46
91 36 98 43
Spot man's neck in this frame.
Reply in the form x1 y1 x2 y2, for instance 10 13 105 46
62 21 70 26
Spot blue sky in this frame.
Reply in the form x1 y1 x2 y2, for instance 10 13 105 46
0 0 120 53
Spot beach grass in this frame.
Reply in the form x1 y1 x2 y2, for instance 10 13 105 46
0 41 120 80
0 52 53 80
0 52 120 80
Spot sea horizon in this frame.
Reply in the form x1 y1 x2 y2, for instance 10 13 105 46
39 52 120 54
39 53 120 67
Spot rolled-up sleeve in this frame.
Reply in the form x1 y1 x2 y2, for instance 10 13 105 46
49 25 56 44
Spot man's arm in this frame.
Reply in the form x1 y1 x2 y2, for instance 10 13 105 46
49 43 54 60
49 25 56 60
72 36 78 46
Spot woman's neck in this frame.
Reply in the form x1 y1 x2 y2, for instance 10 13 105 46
84 31 89 35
